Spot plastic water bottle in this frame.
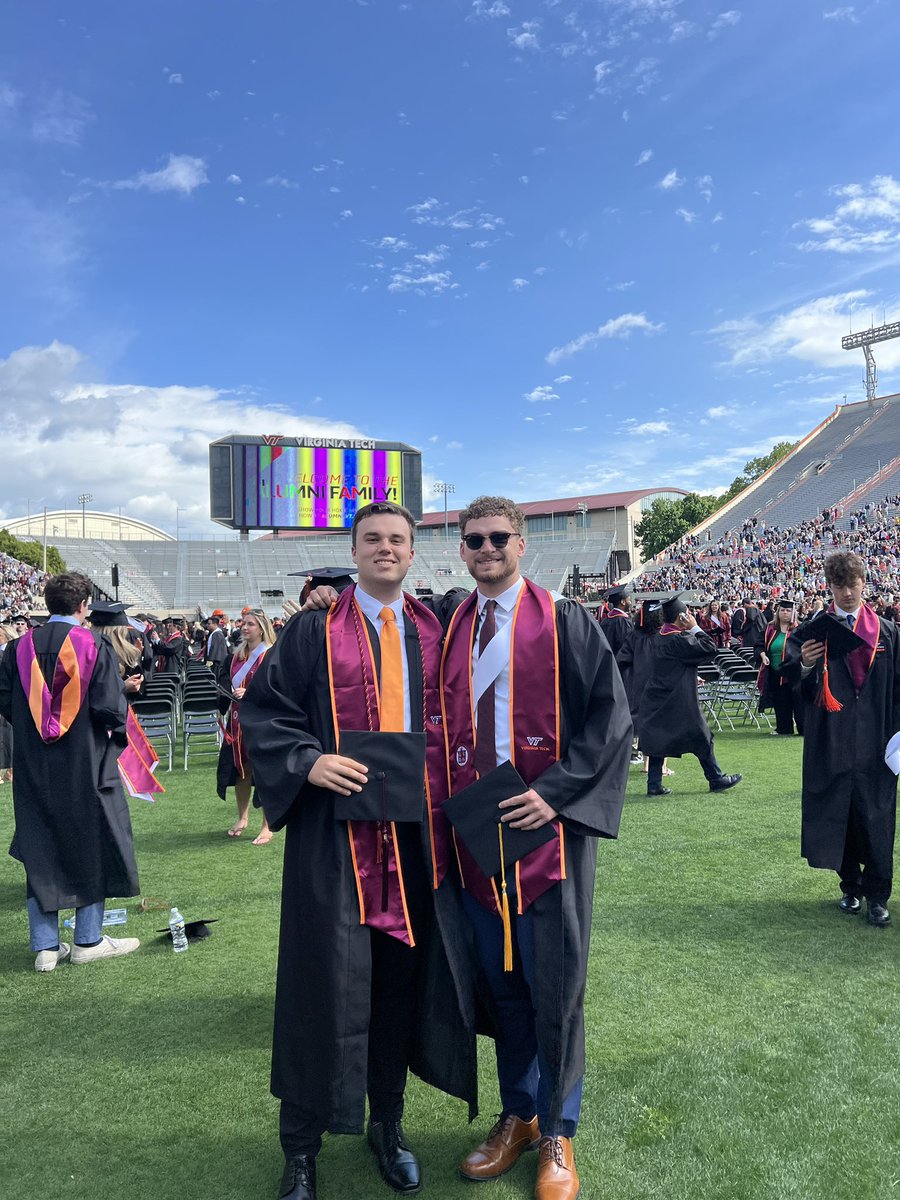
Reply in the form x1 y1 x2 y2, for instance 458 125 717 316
64 908 127 930
169 907 189 953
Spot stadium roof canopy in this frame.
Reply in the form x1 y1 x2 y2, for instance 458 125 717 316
3 510 174 542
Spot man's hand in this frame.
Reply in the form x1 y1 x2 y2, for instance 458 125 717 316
283 599 302 619
308 754 368 796
232 685 246 700
800 639 825 667
124 674 143 694
499 788 558 830
302 586 340 612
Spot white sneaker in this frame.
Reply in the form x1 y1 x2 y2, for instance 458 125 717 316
71 935 140 964
34 942 71 972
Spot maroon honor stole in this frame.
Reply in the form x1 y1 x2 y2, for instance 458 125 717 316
226 645 268 777
817 603 881 711
440 579 566 917
16 625 99 742
325 585 450 946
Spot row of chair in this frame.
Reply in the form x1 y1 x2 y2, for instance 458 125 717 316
697 647 773 733
131 661 223 771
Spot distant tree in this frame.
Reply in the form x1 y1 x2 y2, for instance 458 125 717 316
680 492 720 527
635 499 691 558
718 441 795 507
0 530 66 575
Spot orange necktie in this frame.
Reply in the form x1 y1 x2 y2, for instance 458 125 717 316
379 607 405 731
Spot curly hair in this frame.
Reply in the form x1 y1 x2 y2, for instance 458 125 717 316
458 495 525 536
824 551 866 588
43 571 92 616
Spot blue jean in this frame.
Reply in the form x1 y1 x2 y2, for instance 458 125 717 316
26 884 103 952
461 889 583 1138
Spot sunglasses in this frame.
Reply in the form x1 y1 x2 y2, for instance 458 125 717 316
462 532 518 550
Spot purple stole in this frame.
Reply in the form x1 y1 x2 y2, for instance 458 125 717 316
119 709 165 801
16 625 98 742
833 603 880 693
325 585 450 947
226 647 268 776
441 579 565 917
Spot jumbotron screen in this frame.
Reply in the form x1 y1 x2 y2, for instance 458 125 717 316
209 435 423 532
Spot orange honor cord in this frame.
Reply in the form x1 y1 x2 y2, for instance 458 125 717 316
498 823 514 972
327 606 366 924
391 821 416 947
817 644 843 712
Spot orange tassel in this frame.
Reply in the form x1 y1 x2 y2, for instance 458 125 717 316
498 823 514 973
817 645 843 712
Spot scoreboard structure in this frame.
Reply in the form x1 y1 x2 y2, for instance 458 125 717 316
209 435 423 533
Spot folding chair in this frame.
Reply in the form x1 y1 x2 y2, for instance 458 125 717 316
130 699 176 772
182 695 223 769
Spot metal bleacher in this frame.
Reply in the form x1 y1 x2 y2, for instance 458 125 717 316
35 531 617 617
699 395 900 540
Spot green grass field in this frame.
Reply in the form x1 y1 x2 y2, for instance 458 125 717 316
2 730 899 1200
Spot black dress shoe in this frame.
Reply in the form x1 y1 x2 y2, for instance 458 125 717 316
709 773 742 792
867 901 891 928
279 1155 317 1200
368 1120 422 1194
647 786 672 796
839 894 861 915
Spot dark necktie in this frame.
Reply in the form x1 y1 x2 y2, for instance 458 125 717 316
475 600 498 777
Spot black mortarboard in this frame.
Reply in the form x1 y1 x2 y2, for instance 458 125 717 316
606 584 631 603
157 918 219 942
29 614 49 627
651 592 687 622
797 612 866 656
288 566 357 587
334 730 427 822
776 599 795 610
443 761 557 878
11 613 30 624
89 601 132 627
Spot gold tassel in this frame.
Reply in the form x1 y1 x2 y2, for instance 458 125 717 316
817 645 843 712
498 823 513 973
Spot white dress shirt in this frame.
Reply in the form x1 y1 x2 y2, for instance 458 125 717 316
473 577 525 767
354 586 411 732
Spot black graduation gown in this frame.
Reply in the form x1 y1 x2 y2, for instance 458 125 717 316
156 634 186 674
615 628 657 724
599 611 632 659
636 630 717 758
783 617 900 876
238 607 479 1134
0 624 139 911
503 599 633 1129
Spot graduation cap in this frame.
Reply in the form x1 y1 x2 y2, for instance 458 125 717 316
443 761 558 972
156 918 219 942
605 584 632 604
28 614 49 627
797 611 866 656
89 601 132 628
334 730 427 823
650 591 688 622
776 598 796 611
10 613 30 624
289 566 358 597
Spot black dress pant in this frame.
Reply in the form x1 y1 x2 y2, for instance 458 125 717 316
839 799 892 905
770 677 804 735
280 825 429 1158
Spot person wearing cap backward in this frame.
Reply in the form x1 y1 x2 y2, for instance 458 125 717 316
442 496 633 1200
635 592 742 799
0 572 141 970
782 550 900 928
239 503 478 1200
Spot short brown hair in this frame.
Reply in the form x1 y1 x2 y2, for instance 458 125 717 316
43 571 92 616
350 501 416 547
824 551 866 588
458 495 525 536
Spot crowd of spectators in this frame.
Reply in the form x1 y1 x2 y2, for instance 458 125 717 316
635 493 900 606
0 553 48 624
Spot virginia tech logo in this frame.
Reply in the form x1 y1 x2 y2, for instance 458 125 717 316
526 736 544 747
262 434 283 446
430 714 443 725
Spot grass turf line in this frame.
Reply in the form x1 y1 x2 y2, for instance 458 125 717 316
1 729 899 1200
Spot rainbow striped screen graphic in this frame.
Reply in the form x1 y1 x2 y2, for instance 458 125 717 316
243 445 404 530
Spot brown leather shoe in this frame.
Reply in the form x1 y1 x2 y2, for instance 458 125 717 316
534 1136 579 1200
459 1114 541 1180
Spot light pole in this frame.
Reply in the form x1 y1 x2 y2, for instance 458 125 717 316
77 493 93 539
176 506 187 541
433 482 456 539
576 502 588 533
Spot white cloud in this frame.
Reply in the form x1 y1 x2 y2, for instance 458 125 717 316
226 174 242 185
0 81 20 111
387 269 456 295
798 175 900 253
519 175 529 184
697 174 713 201
414 245 450 266
471 0 510 15
511 277 530 289
112 153 208 196
709 10 742 35
235 196 246 205
167 72 183 85
635 149 653 166
508 22 541 50
710 289 900 370
676 208 697 223
524 385 560 403
609 280 636 291
823 6 858 19
0 342 369 535
476 260 490 270
265 175 300 190
372 236 411 252
707 405 736 418
554 375 573 384
630 421 671 435
340 209 353 220
658 169 683 190
31 90 93 146
546 313 665 364
446 440 464 450
594 61 614 84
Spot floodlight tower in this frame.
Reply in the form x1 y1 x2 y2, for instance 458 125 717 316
842 319 900 404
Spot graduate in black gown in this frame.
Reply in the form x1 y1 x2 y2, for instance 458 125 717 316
636 593 742 797
0 572 140 970
598 584 633 658
239 504 478 1200
783 551 900 927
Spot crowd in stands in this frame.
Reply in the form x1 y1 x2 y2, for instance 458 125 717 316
635 494 900 605
0 553 48 624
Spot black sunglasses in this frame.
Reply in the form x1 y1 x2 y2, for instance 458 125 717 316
462 532 518 550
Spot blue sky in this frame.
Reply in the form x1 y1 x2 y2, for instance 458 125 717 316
2 0 900 536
